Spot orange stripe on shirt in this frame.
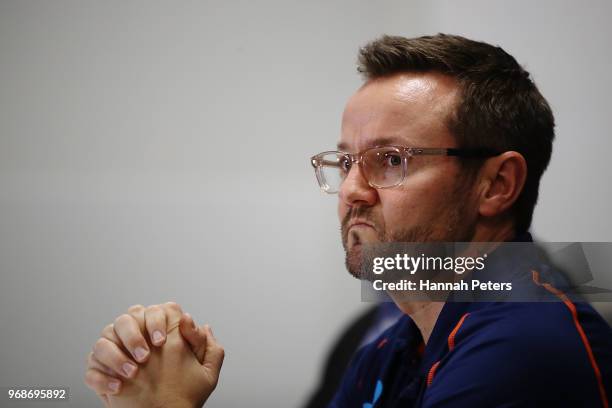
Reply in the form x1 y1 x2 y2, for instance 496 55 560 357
532 270 609 408
448 313 470 351
427 361 441 387
427 312 470 387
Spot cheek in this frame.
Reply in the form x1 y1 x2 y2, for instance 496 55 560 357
379 192 417 227
379 171 457 227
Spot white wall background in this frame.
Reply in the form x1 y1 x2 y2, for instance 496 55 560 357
0 1 610 407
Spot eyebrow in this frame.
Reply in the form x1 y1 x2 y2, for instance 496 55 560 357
336 136 404 152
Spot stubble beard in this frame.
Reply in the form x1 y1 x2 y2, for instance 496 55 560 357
341 189 476 280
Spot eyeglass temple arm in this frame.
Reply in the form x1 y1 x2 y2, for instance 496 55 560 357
412 148 500 158
311 148 501 168
311 157 344 168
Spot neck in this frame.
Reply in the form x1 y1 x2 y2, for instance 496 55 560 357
472 218 516 242
392 300 444 344
391 221 517 344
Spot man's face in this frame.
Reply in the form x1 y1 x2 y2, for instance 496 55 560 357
338 72 479 278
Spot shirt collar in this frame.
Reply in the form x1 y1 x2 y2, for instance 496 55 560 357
416 230 534 376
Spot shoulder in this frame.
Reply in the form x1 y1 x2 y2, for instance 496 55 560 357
424 302 612 407
457 302 612 357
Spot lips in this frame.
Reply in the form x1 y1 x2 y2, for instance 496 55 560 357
347 219 375 231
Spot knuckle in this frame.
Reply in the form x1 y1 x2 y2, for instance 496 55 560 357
93 338 108 355
114 313 134 327
145 304 163 316
83 372 94 388
100 324 114 337
84 369 101 388
127 304 144 314
163 301 183 313
86 351 95 366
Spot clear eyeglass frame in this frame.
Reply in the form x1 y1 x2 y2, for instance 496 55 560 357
310 145 500 194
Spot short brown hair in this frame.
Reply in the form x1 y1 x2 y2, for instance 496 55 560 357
357 34 555 233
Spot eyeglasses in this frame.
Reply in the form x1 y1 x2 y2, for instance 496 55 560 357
310 145 500 193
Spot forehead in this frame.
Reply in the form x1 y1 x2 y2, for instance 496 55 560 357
338 72 459 152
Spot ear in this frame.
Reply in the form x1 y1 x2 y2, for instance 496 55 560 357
478 151 527 219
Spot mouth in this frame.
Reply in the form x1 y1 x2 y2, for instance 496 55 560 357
347 220 375 231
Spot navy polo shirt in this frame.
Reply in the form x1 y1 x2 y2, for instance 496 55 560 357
329 235 612 407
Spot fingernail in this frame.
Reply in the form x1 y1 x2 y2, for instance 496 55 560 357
108 380 120 392
152 330 165 344
134 346 148 361
185 313 195 328
122 362 137 377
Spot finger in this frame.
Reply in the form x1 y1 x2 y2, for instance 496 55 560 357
202 325 225 376
179 313 207 362
100 323 133 359
87 351 115 377
97 325 134 380
144 304 167 346
127 304 146 333
84 367 122 395
161 301 184 328
113 313 150 363
100 324 121 345
92 337 139 379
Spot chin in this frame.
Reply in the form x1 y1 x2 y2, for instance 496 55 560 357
345 246 365 280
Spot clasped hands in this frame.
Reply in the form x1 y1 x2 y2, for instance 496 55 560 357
84 302 224 408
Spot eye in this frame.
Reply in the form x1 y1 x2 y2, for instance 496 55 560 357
384 153 402 167
339 155 352 173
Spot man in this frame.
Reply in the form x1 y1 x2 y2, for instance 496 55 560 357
84 34 612 407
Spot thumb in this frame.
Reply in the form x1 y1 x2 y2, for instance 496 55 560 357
202 325 225 377
179 313 207 363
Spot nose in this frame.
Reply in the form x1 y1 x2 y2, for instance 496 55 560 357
338 163 378 208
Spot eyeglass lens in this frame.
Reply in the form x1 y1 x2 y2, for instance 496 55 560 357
316 147 405 192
